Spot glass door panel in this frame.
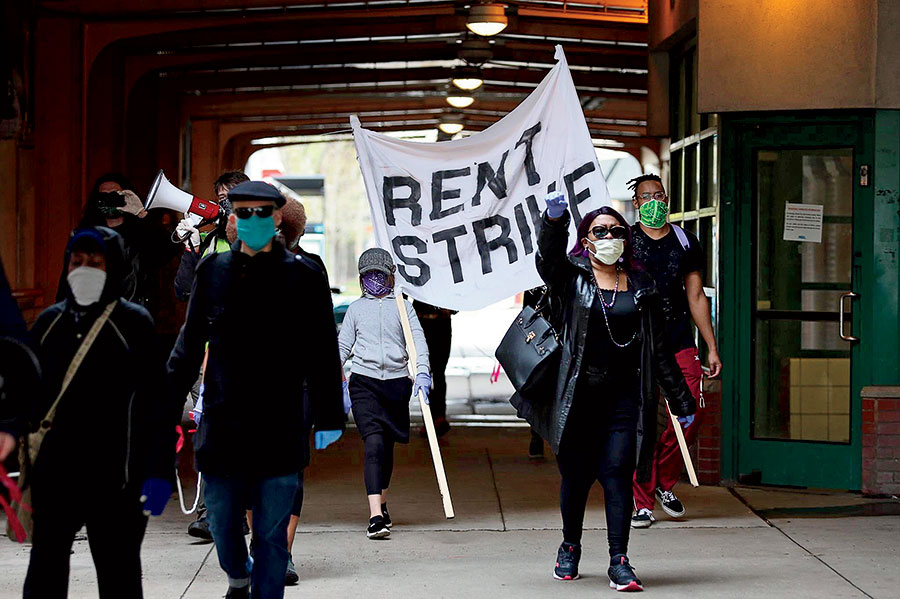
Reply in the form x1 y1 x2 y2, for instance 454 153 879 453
754 149 853 444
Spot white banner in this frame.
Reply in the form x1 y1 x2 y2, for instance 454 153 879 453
351 46 610 311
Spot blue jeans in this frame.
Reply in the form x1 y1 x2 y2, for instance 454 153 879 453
205 473 298 599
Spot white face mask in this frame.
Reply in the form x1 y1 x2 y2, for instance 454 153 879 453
585 238 625 265
67 266 107 306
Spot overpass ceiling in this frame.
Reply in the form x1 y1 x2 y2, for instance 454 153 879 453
43 0 649 144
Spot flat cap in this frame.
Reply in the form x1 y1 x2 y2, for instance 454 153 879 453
358 248 395 275
227 181 286 207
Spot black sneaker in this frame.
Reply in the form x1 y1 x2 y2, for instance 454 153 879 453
381 503 392 529
187 516 213 541
528 433 545 460
630 508 654 529
285 557 299 586
225 585 250 598
434 418 450 437
608 554 643 592
367 515 390 539
552 541 581 581
655 487 686 518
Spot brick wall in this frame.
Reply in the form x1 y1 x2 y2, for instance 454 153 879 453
861 386 900 496
693 377 722 485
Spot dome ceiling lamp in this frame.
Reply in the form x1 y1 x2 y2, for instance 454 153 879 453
438 113 465 135
451 66 484 91
446 91 475 108
466 3 508 37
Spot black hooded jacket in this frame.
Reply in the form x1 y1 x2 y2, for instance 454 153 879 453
510 212 696 482
22 227 176 496
167 240 345 478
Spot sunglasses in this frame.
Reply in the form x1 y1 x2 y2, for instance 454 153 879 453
590 225 627 239
234 206 275 219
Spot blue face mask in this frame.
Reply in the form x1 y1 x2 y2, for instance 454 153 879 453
236 214 276 251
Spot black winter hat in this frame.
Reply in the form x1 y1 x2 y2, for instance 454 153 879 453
227 181 286 207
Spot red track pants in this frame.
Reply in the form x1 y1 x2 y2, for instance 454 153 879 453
632 347 703 511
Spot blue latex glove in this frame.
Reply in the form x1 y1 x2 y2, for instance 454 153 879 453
315 429 342 450
544 191 568 219
140 478 171 517
413 372 432 404
677 414 695 429
342 380 351 415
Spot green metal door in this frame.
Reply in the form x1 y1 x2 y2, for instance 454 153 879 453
721 115 874 490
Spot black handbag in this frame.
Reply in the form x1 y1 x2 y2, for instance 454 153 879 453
495 293 561 399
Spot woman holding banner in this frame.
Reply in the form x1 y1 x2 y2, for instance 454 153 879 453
526 192 695 592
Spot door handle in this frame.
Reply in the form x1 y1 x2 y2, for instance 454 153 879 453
839 292 859 342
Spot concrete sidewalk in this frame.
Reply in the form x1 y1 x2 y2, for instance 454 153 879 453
1 427 898 598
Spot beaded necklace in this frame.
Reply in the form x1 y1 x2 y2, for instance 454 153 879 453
593 266 638 348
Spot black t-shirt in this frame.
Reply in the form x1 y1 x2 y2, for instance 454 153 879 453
630 224 705 352
583 287 641 374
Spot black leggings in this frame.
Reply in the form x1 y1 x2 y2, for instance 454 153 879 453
556 371 639 557
363 433 395 495
557 427 636 556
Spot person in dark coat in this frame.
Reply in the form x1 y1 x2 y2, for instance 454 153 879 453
59 173 179 316
0 257 37 470
167 181 345 599
13 227 176 598
412 301 455 438
509 192 695 592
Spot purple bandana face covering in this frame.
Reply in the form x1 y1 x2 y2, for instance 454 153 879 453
361 271 392 297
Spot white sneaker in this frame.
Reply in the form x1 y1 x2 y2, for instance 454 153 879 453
630 508 655 529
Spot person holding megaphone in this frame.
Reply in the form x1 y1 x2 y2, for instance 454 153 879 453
173 171 250 303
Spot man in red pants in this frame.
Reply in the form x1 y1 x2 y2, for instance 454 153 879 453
626 174 723 528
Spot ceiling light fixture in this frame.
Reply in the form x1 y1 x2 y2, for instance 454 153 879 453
438 114 465 135
466 3 508 37
446 94 475 108
451 66 484 91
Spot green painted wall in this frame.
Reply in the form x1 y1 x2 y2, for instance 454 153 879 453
869 111 900 384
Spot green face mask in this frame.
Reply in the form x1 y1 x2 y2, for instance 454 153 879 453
639 199 669 229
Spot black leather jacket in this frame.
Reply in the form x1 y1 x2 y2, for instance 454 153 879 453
511 212 695 482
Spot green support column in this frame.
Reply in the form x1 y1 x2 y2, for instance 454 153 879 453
870 111 900 384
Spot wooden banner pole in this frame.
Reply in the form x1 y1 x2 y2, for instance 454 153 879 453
394 293 455 519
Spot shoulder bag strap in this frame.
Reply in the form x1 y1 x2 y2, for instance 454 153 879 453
670 223 690 251
38 300 118 430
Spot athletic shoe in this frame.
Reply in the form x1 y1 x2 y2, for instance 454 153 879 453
528 434 545 460
656 487 686 518
552 541 581 581
630 508 654 528
367 515 391 539
608 554 643 592
187 516 213 541
225 585 250 598
381 503 392 528
285 557 299 586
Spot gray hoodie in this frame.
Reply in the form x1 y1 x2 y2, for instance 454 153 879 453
338 292 430 380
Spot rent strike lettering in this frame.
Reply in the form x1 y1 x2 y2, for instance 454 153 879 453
515 123 542 186
381 121 544 226
432 225 468 283
383 176 422 226
472 151 509 207
391 236 431 286
563 161 595 226
514 204 534 255
472 215 518 275
431 168 470 221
